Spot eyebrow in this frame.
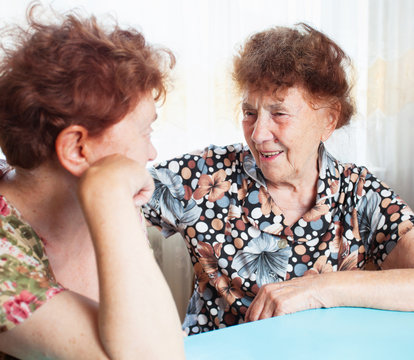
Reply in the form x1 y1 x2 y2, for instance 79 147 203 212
265 103 287 112
241 102 254 110
241 102 287 112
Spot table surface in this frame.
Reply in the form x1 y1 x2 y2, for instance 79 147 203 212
184 307 414 360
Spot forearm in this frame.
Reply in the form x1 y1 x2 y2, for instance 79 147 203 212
317 269 414 311
79 179 184 359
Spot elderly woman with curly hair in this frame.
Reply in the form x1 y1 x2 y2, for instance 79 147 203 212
0 5 184 360
144 23 414 335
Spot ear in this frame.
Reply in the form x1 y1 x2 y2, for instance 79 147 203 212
55 125 91 177
321 102 340 142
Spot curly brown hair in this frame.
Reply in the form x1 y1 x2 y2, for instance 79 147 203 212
233 23 355 129
0 4 175 169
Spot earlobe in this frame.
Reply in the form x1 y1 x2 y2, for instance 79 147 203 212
55 125 90 177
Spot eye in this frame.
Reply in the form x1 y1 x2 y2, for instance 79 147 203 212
143 127 153 139
272 112 286 117
242 110 257 121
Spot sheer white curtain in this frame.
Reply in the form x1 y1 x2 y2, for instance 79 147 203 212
365 0 414 207
1 0 413 319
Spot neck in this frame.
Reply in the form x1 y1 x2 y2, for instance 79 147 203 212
0 161 89 247
267 164 319 214
268 181 317 212
0 161 99 300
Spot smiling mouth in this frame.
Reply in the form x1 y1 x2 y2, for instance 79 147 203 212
259 150 283 159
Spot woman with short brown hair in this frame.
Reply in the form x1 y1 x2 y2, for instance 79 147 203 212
0 4 184 359
144 23 414 335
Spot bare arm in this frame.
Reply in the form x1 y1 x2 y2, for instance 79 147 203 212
79 155 185 359
0 155 185 359
246 229 414 321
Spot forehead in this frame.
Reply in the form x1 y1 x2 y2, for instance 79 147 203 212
129 94 156 119
242 85 310 107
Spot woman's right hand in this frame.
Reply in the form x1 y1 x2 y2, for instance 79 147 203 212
78 154 155 207
77 153 184 360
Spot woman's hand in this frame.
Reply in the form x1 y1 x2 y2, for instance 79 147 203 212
78 154 155 207
245 252 414 323
77 153 184 359
245 275 328 322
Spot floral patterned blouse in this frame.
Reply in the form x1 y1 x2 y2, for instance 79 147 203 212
0 162 64 359
143 143 414 336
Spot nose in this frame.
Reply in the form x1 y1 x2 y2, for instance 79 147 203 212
251 114 274 144
148 141 158 162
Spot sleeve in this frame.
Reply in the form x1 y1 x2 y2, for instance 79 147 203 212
354 169 414 267
142 149 207 238
0 202 65 332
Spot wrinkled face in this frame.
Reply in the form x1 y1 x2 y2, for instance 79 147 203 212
242 86 335 187
89 92 157 166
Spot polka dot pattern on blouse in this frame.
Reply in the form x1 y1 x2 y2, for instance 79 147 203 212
143 143 414 335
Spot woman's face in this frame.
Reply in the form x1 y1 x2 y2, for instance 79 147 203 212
88 92 158 166
242 86 335 188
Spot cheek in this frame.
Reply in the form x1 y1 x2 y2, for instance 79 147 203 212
91 138 117 160
281 129 308 160
130 138 153 162
284 134 320 166
242 122 254 141
284 122 313 145
242 121 249 133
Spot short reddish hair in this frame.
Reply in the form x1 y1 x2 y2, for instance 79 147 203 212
233 23 355 128
0 5 175 169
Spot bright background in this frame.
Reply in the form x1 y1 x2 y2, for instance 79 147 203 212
1 0 413 320
1 0 413 206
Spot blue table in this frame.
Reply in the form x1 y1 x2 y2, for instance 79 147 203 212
184 307 414 359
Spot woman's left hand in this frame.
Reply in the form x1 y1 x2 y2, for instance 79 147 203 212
244 275 328 322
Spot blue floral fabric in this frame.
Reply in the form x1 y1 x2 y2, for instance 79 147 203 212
143 143 414 335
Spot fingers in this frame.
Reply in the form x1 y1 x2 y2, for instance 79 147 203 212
80 154 154 201
245 284 280 322
246 301 278 322
245 296 263 322
133 177 155 206
245 281 309 322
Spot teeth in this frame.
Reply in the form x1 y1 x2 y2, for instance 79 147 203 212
261 151 282 158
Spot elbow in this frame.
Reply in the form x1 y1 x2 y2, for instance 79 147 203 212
100 335 185 360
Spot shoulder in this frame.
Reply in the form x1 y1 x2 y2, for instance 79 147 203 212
0 196 43 258
0 196 64 331
321 148 372 185
322 146 385 197
338 161 391 198
150 143 247 183
0 160 13 179
0 195 55 276
335 159 413 222
322 148 409 210
153 143 246 172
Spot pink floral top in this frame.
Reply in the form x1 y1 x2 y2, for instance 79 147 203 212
0 162 64 358
143 143 414 335
0 161 148 359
